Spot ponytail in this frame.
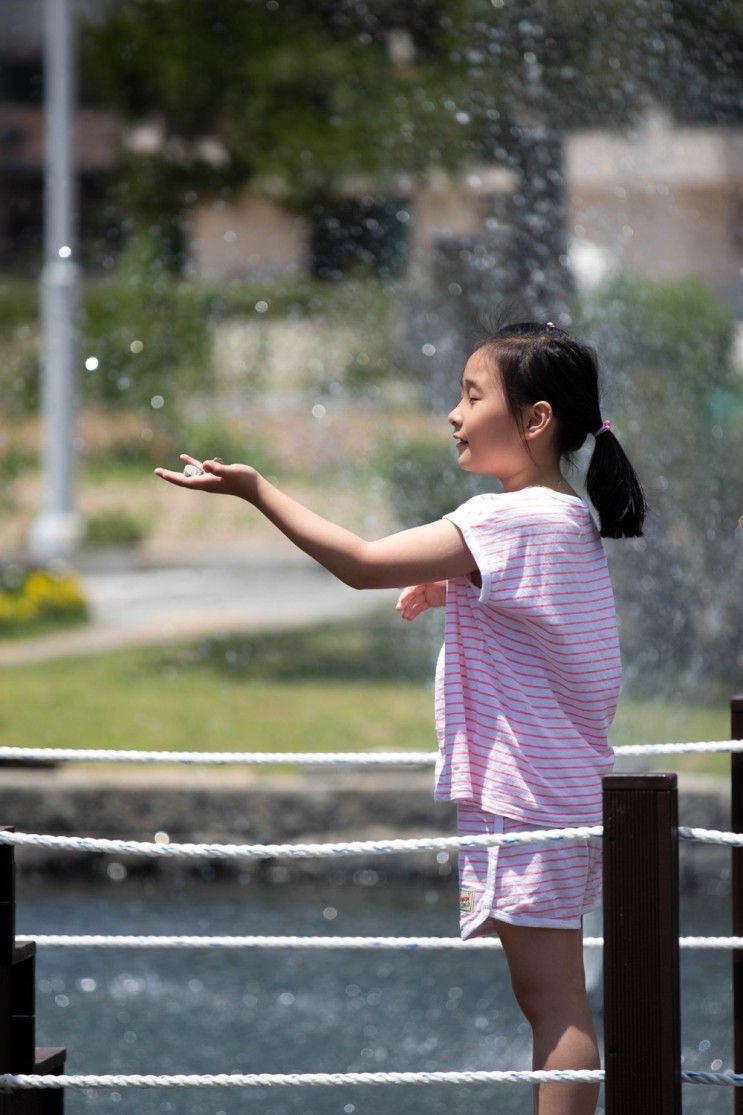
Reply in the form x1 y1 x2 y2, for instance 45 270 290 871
586 422 650 538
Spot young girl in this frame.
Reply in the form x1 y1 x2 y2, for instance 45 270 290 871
155 319 647 1115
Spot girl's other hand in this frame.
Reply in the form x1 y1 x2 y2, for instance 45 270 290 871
395 581 447 621
154 454 260 501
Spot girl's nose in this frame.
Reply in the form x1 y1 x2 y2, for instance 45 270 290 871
448 406 461 426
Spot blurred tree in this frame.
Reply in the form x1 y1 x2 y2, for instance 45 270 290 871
81 0 467 273
81 0 742 313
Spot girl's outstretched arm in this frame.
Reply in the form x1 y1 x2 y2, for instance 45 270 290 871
154 455 477 590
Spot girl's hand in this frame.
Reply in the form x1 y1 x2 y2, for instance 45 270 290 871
154 454 260 502
395 581 447 621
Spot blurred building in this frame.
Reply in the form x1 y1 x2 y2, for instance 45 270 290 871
0 1 741 313
189 107 743 316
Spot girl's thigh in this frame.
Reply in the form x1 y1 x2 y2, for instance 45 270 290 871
490 917 590 1009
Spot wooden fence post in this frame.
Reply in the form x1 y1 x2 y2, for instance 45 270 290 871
0 827 66 1114
602 773 681 1115
732 696 743 1115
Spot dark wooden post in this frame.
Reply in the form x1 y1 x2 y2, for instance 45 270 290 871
0 827 66 1114
732 696 743 1115
603 773 681 1115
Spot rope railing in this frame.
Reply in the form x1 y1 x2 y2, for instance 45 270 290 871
0 738 740 765
15 933 743 950
3 712 741 1110
0 825 603 859
1 760 741 1110
0 1068 740 1091
0 824 739 862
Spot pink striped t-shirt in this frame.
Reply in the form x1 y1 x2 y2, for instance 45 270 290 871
433 487 622 827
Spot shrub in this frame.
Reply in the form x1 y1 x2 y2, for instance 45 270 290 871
84 509 148 546
570 272 742 696
375 434 494 528
0 274 401 416
80 277 212 411
171 415 277 475
0 564 88 637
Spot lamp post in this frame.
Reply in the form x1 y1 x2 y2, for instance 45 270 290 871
28 0 82 562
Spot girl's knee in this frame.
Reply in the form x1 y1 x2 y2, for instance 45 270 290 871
495 920 588 1020
506 972 589 1021
511 979 591 1028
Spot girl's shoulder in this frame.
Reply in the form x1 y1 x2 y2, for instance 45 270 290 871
445 488 592 537
449 487 584 516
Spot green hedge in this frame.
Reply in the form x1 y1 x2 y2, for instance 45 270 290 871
0 272 399 416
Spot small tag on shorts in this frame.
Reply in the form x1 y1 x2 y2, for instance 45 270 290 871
459 890 474 913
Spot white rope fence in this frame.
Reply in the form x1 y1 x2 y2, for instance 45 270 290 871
0 739 740 765
0 825 603 859
0 1069 601 1091
0 824 740 861
0 1068 741 1091
15 933 743 950
2 736 738 1097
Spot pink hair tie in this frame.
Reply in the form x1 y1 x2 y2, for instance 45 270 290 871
594 419 612 437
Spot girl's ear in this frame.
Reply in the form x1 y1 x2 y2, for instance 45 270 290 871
524 402 552 435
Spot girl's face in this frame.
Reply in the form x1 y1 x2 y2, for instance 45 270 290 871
447 348 534 478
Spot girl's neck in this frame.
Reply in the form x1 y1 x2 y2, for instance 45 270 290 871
503 476 579 500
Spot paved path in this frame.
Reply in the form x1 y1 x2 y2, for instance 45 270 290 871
0 549 399 665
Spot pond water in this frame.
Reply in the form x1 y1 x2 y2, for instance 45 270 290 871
18 875 732 1115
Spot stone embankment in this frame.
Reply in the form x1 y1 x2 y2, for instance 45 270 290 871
0 760 732 896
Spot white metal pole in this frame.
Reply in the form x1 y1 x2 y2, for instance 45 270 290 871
29 0 82 561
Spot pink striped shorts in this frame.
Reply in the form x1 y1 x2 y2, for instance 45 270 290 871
456 802 603 938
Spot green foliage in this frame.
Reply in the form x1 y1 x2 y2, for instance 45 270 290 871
173 415 277 475
0 281 38 327
84 509 148 546
570 271 743 696
0 565 88 638
0 436 37 480
0 282 41 414
81 270 211 412
0 274 399 416
375 434 495 528
80 0 466 220
0 273 212 415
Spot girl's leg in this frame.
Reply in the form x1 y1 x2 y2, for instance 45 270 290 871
492 915 600 1115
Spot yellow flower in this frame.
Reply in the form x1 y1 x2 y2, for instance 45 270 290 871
0 566 88 636
14 597 39 622
23 571 56 601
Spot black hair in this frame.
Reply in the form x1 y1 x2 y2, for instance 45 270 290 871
472 317 649 539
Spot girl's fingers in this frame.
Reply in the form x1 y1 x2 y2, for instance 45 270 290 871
153 468 193 486
154 467 220 488
179 453 204 469
399 595 429 621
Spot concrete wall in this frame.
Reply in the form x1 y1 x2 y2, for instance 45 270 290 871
3 765 731 895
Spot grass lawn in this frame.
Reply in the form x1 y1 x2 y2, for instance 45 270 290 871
0 611 734 779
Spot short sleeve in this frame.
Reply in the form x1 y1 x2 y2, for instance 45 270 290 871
443 493 512 606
